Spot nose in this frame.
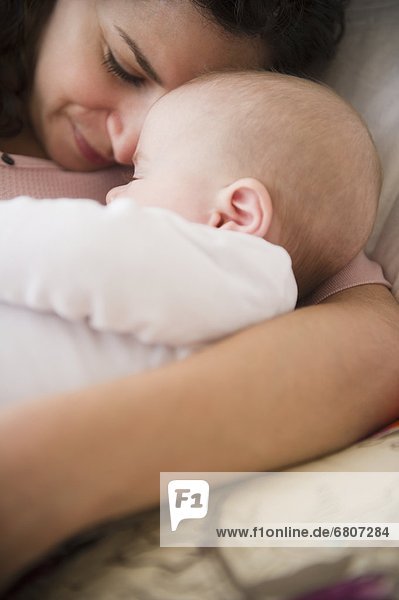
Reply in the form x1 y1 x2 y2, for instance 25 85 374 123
106 87 166 165
106 183 129 204
106 108 143 165
107 87 166 165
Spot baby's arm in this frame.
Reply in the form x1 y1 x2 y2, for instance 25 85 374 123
0 196 297 345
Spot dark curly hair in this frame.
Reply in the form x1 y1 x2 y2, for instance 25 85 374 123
0 0 348 138
0 0 55 136
192 0 348 74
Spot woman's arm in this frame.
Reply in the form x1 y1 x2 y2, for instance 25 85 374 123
1 284 399 585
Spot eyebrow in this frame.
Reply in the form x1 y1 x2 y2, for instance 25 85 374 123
116 26 163 86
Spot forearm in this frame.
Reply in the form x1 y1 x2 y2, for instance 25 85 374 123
1 284 399 584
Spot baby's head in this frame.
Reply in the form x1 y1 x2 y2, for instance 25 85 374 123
108 71 381 297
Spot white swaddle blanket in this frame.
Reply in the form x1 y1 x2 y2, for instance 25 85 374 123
0 196 297 405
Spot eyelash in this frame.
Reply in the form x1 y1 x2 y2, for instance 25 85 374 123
102 50 145 88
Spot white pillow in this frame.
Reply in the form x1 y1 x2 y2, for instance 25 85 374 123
323 0 399 299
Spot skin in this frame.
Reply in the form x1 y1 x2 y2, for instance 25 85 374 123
106 87 272 237
106 90 224 223
1 284 399 585
1 0 399 589
24 0 264 171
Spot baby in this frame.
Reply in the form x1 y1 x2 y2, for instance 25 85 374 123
106 70 380 297
0 72 380 404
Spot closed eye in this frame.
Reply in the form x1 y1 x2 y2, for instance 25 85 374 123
102 50 145 88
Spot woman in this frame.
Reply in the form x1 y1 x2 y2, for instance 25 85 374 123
1 0 398 586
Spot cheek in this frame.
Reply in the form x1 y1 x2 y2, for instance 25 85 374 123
31 2 105 116
128 182 158 206
33 46 100 115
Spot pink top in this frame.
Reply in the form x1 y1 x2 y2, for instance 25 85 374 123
303 252 391 305
0 153 131 204
0 152 391 304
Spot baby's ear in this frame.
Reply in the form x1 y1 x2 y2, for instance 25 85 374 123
208 178 272 237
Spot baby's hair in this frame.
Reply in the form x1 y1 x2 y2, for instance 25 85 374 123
172 71 382 296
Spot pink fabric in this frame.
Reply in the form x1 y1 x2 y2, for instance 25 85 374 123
1 153 391 304
303 252 391 306
0 153 130 204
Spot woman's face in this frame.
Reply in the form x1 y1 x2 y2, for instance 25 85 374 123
30 0 266 171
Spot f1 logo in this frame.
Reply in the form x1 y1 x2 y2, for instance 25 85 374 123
168 480 209 531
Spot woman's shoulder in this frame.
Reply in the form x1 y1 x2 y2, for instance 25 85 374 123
0 152 130 204
302 252 391 306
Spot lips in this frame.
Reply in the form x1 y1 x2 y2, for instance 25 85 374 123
72 125 114 167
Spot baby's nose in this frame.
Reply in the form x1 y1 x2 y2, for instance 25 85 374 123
106 184 128 204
